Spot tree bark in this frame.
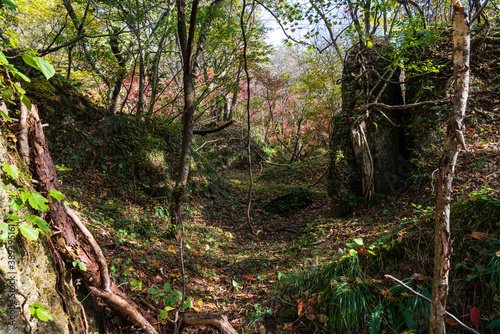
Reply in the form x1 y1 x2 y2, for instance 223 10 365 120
27 107 158 334
181 313 238 334
171 0 224 229
429 1 470 333
108 29 127 115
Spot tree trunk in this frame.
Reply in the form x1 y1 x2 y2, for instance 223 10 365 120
170 0 223 228
170 0 199 229
108 29 127 115
429 2 470 333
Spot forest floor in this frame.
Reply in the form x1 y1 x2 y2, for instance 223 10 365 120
62 151 440 333
45 41 500 334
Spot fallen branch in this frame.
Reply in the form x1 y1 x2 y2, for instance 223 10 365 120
181 313 239 334
360 99 446 112
193 120 234 136
90 288 158 334
385 275 479 334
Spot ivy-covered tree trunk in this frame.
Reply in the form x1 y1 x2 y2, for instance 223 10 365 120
0 114 72 333
429 1 470 333
328 43 404 217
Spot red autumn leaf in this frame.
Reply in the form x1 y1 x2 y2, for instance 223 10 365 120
470 307 480 327
244 275 253 280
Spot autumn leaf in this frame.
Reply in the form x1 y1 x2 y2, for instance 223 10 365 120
470 307 480 327
470 231 489 240
297 299 303 315
446 317 459 326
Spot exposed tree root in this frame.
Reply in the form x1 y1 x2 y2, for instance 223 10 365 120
181 313 239 334
27 105 158 334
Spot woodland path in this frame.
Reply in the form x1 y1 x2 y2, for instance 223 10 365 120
73 159 404 333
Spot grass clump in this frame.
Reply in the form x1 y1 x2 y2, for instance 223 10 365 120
275 247 436 333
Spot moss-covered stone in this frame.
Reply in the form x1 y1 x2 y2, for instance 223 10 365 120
0 129 70 334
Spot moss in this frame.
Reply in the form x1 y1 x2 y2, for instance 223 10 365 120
0 269 6 293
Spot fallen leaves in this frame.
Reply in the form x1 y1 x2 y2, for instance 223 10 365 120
470 231 489 240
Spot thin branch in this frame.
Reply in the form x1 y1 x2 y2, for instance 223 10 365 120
470 0 490 26
385 275 479 334
360 99 446 112
195 139 221 151
193 121 234 136
39 28 127 55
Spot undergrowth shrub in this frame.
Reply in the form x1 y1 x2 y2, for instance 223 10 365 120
276 252 434 333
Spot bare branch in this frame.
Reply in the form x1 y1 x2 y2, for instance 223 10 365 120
385 275 479 334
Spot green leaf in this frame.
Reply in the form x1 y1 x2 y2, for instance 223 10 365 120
20 191 30 203
172 289 183 301
353 237 364 246
29 303 53 322
55 164 72 172
49 189 65 202
0 223 10 239
19 223 39 241
0 110 12 122
163 282 171 292
148 287 159 294
15 71 31 82
1 0 18 10
0 51 9 65
25 215 50 233
182 297 193 309
130 279 142 290
9 198 24 211
20 94 31 110
28 192 49 212
13 84 25 94
159 306 175 321
2 163 19 179
35 57 55 80
72 260 87 271
22 53 39 69
6 213 22 221
486 316 500 329
163 296 177 306
2 87 13 102
9 38 19 48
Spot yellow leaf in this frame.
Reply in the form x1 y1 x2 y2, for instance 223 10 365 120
167 246 177 253
297 299 303 315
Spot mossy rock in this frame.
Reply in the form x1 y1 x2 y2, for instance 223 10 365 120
265 188 312 214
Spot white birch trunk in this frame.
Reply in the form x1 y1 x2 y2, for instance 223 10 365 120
429 1 470 333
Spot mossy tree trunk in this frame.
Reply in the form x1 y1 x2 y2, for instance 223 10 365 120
328 43 404 217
